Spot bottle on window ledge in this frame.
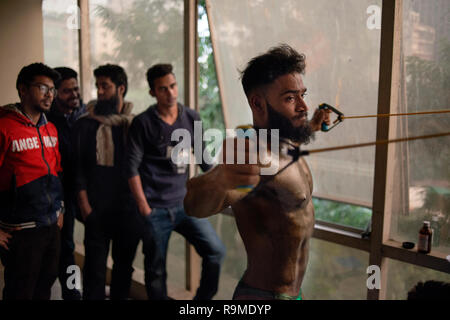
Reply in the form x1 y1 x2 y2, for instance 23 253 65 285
418 221 432 254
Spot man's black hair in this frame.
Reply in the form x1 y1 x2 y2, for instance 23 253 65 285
146 64 173 91
94 64 128 97
240 44 306 96
16 62 61 94
54 67 78 89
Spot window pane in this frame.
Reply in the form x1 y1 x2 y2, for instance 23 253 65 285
207 0 382 206
87 0 186 289
313 198 372 230
198 2 225 133
89 0 185 114
388 0 450 253
209 214 370 300
43 0 79 70
385 258 450 299
208 214 246 299
302 238 369 299
43 0 82 259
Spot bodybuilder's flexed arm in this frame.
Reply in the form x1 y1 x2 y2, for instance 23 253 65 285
184 139 260 218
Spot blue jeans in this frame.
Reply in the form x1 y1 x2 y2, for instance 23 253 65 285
146 205 226 300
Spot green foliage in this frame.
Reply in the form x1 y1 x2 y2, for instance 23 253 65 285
94 1 183 86
198 1 225 133
313 198 372 230
92 1 184 112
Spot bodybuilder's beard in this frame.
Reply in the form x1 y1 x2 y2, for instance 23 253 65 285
95 94 119 116
266 101 314 144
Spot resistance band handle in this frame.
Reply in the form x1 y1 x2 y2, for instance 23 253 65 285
321 122 330 132
318 103 343 132
319 103 332 132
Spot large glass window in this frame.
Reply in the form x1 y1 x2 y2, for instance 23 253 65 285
88 0 185 114
87 0 186 291
198 0 225 133
208 214 246 299
43 0 84 252
385 259 450 299
42 0 79 70
303 238 369 299
207 215 370 300
388 0 450 253
206 0 382 216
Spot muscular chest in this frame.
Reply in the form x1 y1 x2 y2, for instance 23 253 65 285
260 155 312 206
237 156 315 238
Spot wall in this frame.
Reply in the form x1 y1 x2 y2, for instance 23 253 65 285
0 0 44 105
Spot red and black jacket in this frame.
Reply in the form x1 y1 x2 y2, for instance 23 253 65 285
0 103 63 229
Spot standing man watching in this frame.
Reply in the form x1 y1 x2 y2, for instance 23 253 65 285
47 67 85 300
73 64 143 300
0 63 63 300
127 63 226 300
184 44 330 300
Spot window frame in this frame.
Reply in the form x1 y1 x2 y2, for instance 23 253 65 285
205 0 450 300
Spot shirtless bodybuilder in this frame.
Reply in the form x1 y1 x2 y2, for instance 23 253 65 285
184 44 330 300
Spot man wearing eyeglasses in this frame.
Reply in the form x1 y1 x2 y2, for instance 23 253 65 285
47 67 86 300
0 63 64 300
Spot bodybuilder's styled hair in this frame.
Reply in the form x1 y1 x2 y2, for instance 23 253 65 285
240 44 306 96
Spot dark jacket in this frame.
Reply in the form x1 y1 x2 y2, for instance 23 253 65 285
0 103 63 229
47 102 86 197
126 103 212 208
72 113 133 215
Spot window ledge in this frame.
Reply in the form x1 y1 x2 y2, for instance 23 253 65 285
382 240 450 274
313 223 371 252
